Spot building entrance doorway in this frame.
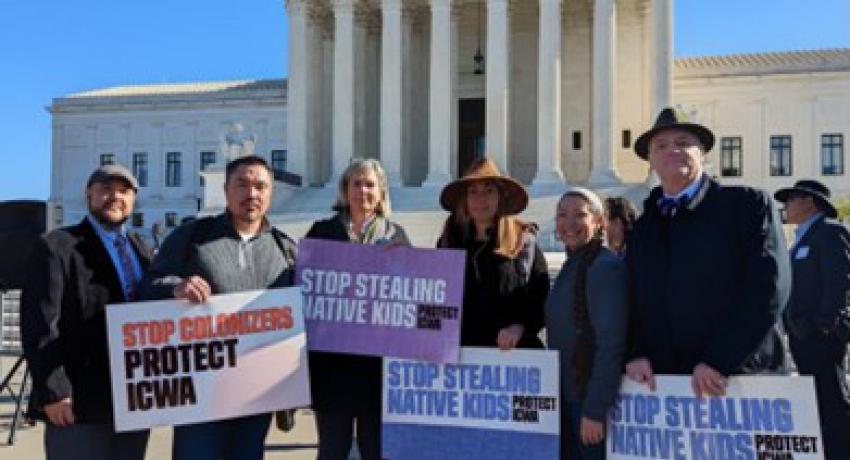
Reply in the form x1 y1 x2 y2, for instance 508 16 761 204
458 99 485 177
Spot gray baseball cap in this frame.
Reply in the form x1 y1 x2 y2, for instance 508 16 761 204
86 164 139 191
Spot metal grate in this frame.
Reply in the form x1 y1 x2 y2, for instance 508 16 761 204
0 290 22 356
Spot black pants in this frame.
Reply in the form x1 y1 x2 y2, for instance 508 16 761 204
790 333 850 459
315 409 381 460
45 423 149 460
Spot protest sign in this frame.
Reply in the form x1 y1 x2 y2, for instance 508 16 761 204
382 347 559 460
608 375 824 460
106 287 310 432
297 238 465 362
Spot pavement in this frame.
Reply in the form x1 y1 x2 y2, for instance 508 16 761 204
0 357 327 460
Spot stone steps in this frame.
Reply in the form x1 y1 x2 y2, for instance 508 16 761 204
269 182 653 251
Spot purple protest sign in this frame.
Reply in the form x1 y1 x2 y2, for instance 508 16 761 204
296 238 465 363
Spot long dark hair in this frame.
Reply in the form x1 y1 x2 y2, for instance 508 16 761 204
571 237 604 399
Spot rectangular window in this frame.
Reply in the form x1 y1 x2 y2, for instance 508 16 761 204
821 133 844 175
132 212 144 228
132 152 148 187
769 135 792 176
200 151 216 186
720 137 743 177
271 150 287 173
100 153 115 166
165 212 178 228
166 152 182 187
572 131 582 150
622 130 632 149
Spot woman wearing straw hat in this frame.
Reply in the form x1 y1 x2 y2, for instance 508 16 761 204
305 158 410 460
545 187 629 460
436 158 549 349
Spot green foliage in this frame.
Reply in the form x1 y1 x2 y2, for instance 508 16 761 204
836 197 850 221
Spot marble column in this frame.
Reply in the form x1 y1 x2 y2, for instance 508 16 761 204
649 0 673 115
532 0 565 188
381 0 404 186
285 0 309 183
424 0 453 186
588 0 619 186
485 0 510 172
331 0 356 184
645 0 672 186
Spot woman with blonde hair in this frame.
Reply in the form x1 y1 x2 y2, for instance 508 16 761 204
545 187 628 460
305 158 409 460
436 158 549 349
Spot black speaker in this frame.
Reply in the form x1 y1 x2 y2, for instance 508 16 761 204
0 200 46 290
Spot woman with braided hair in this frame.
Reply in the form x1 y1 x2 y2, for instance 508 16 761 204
545 187 629 460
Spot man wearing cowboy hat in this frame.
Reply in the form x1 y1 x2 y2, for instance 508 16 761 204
624 107 791 398
775 179 850 459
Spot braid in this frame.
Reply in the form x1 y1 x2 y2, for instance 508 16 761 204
570 237 604 399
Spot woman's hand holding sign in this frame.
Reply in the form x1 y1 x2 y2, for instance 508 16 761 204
174 276 212 303
625 357 656 391
497 324 525 350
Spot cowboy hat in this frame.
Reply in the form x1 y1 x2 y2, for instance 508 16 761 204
439 158 528 215
634 107 715 159
774 179 838 219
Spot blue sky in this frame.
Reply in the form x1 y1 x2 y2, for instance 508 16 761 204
0 0 847 201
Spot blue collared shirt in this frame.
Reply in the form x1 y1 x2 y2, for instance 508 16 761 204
792 212 824 249
87 214 143 298
663 174 703 201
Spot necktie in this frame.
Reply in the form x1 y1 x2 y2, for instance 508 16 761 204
657 195 690 218
115 234 141 301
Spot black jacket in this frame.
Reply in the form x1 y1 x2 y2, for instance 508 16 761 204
304 215 409 414
783 215 850 341
440 228 549 348
21 218 152 423
626 177 791 376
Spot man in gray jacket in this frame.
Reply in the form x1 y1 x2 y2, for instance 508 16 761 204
140 155 297 460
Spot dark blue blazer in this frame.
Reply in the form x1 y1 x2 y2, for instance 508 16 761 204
626 177 791 376
784 215 850 341
21 218 152 423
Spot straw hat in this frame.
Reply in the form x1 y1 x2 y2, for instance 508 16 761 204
439 158 529 215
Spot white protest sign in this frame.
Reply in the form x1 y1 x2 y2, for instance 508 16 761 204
382 347 559 460
608 375 823 460
106 287 310 431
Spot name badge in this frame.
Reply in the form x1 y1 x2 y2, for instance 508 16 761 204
795 246 810 260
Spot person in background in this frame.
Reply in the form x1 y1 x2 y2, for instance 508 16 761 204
140 155 298 460
436 158 549 349
775 179 850 459
305 159 409 460
603 196 637 257
545 187 628 460
22 165 152 460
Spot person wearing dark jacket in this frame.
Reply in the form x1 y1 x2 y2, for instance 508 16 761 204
546 187 628 460
436 158 549 349
306 159 410 460
140 156 298 460
775 179 850 459
625 108 791 396
22 165 152 460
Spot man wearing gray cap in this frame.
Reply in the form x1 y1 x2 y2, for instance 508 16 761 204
22 164 152 459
